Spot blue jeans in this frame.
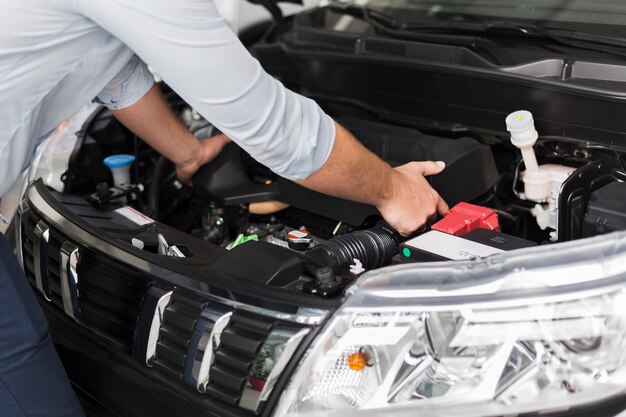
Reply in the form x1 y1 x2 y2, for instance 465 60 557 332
0 233 85 417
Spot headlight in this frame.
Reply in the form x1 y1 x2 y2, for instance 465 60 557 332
274 233 626 417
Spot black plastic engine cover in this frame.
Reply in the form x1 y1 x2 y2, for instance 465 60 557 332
194 117 498 226
279 118 498 225
193 143 279 205
340 117 498 199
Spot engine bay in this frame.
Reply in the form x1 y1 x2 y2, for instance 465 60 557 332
57 85 626 298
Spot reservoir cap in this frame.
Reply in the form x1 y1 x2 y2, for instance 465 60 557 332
506 110 535 133
103 154 136 168
287 229 313 251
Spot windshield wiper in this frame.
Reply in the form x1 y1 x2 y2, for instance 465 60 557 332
327 4 516 64
400 19 626 58
328 4 626 60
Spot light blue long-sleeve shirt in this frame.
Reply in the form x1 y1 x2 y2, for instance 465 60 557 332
0 0 336 197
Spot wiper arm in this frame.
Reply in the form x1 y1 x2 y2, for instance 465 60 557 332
327 4 626 60
402 20 626 58
326 3 515 65
548 27 626 49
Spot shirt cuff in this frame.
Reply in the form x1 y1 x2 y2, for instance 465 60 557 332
94 55 155 110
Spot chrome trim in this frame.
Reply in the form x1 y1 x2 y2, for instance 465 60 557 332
15 205 25 269
26 184 329 325
33 220 51 301
146 291 173 365
196 310 233 392
60 242 80 320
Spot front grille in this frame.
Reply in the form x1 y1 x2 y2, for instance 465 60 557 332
19 195 316 415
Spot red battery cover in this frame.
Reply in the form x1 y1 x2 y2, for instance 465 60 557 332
432 202 500 236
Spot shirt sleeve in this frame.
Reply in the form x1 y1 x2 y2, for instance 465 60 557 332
76 0 335 180
95 55 155 110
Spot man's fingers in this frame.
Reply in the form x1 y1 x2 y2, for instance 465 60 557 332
383 161 451 236
201 134 230 163
437 197 449 216
415 160 446 176
213 133 231 146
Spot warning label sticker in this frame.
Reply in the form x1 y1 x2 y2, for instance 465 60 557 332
115 206 154 226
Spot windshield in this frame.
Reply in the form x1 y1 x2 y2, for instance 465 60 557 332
333 0 626 37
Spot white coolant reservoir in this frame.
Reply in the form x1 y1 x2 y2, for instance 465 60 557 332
506 111 575 237
506 111 573 202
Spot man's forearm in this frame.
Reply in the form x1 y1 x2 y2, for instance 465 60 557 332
109 85 229 183
110 85 200 167
297 122 393 207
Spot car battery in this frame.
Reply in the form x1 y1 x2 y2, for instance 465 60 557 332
398 203 536 262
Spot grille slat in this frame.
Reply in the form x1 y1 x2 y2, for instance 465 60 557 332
23 240 34 256
231 313 275 333
44 229 66 310
209 367 249 393
164 304 200 333
220 330 266 357
158 326 189 347
47 275 62 298
23 256 36 282
213 350 251 371
155 339 188 368
20 210 42 290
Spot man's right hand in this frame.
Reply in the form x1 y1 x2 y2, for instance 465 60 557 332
376 161 449 237
297 122 448 237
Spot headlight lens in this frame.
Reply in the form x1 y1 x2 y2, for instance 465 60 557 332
275 233 626 417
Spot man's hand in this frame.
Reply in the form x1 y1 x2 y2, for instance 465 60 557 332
175 133 230 184
298 122 449 237
376 161 449 236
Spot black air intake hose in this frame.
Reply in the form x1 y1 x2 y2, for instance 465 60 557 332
308 226 399 270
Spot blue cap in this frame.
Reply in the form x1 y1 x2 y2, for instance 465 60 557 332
103 154 135 168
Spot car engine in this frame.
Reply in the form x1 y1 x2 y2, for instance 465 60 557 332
57 85 626 297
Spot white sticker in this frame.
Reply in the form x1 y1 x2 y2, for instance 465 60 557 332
339 327 409 347
405 231 503 260
115 206 154 226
